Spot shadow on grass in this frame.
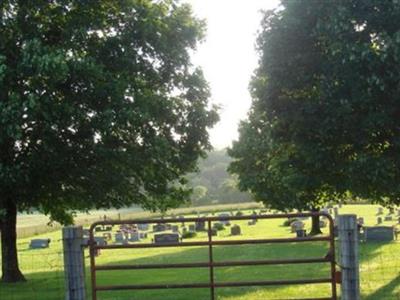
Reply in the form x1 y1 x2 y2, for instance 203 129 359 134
364 274 400 300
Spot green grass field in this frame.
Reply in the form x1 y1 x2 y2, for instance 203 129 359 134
1 204 400 299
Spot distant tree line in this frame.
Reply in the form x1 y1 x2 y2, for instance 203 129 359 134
186 150 252 206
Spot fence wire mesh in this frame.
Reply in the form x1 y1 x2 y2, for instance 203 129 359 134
0 244 65 300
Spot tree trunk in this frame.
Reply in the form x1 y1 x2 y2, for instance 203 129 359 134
309 207 322 236
0 202 26 282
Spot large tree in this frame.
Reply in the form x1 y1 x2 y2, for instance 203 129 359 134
229 0 400 234
0 0 218 282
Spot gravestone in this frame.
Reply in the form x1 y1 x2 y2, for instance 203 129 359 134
154 233 180 245
137 223 149 231
129 232 140 242
319 219 327 228
179 215 185 225
384 215 393 222
377 207 384 215
182 227 187 234
172 225 180 233
321 208 329 215
195 220 206 232
377 217 383 224
165 223 172 230
153 223 167 232
248 219 257 226
291 221 304 233
211 228 218 236
94 236 107 246
389 207 395 215
364 226 394 242
218 213 231 225
296 229 307 238
230 225 241 236
357 217 364 226
139 232 148 239
30 239 50 249
188 224 196 232
102 233 112 241
115 233 126 244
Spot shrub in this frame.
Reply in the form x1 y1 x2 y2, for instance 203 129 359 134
182 231 197 239
213 223 225 231
283 218 299 227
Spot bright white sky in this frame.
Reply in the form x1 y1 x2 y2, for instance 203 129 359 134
185 0 280 149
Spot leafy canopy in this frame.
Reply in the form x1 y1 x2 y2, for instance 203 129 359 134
229 0 400 210
0 0 218 223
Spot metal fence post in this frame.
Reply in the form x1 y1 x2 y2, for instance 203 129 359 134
338 214 360 300
63 226 86 300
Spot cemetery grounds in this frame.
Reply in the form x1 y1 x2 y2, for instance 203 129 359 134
0 204 400 299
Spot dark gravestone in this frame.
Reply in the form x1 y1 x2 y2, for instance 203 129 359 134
30 239 50 249
230 225 241 236
137 223 149 231
153 223 167 232
129 232 140 242
94 236 107 246
172 225 179 233
115 233 126 244
139 232 148 239
364 226 394 242
218 213 231 225
195 220 206 232
377 217 383 224
319 219 327 228
248 219 257 226
389 207 395 215
154 233 180 245
377 207 384 215
296 229 307 238
384 215 393 222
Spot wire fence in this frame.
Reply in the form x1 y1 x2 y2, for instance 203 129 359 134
359 241 400 300
1 215 400 299
0 247 65 300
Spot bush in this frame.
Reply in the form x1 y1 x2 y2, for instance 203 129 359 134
182 231 197 239
283 218 299 227
213 223 225 231
235 211 244 216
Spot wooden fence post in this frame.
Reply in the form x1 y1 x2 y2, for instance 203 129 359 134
338 214 360 300
63 226 86 300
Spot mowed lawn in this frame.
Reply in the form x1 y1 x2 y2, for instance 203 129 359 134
1 205 400 300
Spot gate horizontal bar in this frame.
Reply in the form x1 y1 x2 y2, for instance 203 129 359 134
94 236 331 250
96 278 332 291
95 257 331 271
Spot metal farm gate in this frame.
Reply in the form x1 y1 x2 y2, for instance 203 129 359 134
89 212 338 300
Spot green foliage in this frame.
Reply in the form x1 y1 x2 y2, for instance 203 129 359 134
187 150 252 205
212 222 225 231
0 0 218 222
229 1 400 211
181 230 196 239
